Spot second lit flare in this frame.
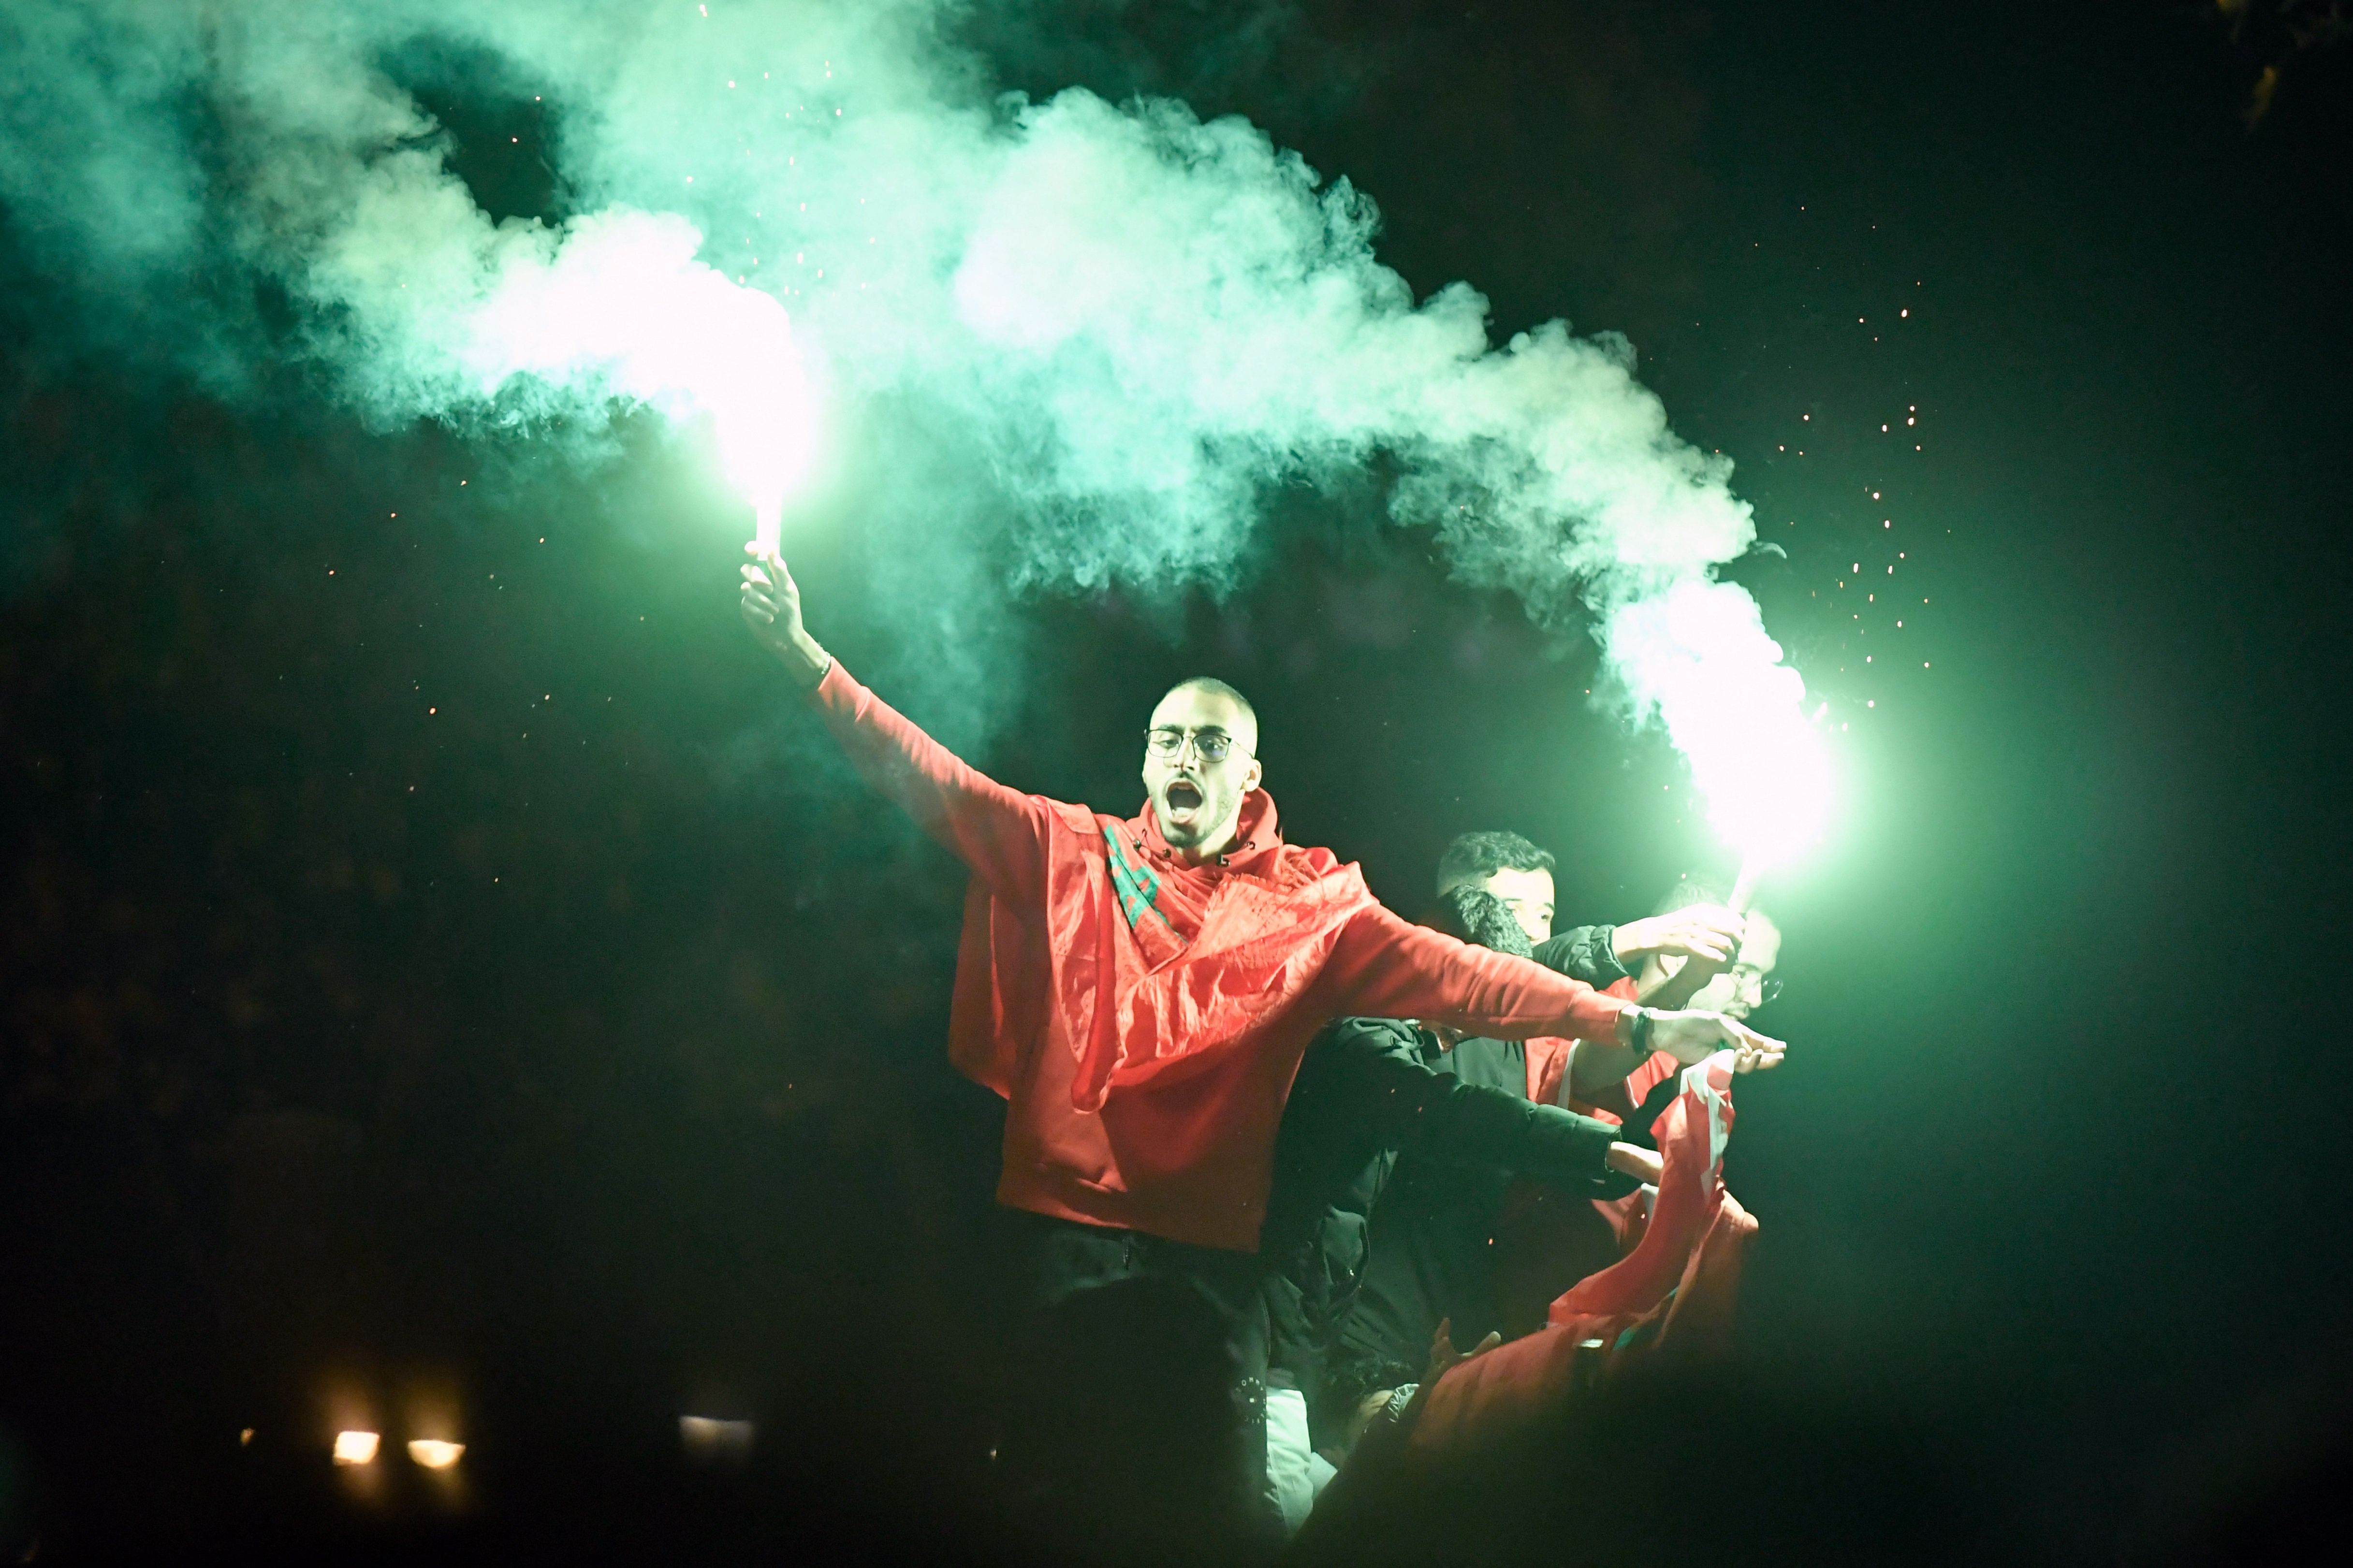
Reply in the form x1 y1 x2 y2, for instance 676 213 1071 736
1607 579 1834 895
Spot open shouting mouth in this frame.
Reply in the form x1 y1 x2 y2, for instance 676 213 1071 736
1163 779 1205 821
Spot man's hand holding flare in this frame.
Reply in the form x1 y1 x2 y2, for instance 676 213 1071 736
739 544 831 689
1611 903 1745 970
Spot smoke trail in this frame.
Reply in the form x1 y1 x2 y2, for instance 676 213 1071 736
311 198 817 537
0 0 1824 845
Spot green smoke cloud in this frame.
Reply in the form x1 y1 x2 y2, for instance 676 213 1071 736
1 0 1821 830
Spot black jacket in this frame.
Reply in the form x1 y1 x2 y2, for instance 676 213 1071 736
1260 925 1634 1394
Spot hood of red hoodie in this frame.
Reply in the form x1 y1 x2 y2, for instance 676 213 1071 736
1128 786 1281 874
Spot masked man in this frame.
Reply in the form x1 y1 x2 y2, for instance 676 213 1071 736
1334 838 1767 1407
1256 883 1667 1522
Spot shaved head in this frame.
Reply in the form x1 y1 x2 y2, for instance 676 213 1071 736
1159 677 1257 753
1141 677 1262 861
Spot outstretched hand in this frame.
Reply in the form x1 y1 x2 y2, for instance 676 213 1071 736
1650 1009 1786 1074
738 544 830 688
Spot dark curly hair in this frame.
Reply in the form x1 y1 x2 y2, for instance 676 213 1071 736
1434 829 1554 896
1433 884 1533 958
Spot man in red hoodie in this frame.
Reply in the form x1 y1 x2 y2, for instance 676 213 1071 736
738 548 1783 1545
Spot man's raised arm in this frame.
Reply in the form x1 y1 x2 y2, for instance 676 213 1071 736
740 547 1050 903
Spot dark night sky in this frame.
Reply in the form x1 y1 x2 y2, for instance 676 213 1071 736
4 1 2351 1559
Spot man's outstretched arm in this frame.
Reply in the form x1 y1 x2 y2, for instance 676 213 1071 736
1539 904 1754 1098
1384 1056 1658 1192
741 548 1052 903
1530 925 1630 989
1296 1018 1654 1194
1539 908 1744 997
1323 902 1785 1070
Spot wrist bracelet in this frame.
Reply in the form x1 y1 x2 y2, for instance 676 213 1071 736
1627 1006 1655 1058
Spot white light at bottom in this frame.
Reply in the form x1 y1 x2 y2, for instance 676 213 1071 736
679 1415 755 1464
407 1439 465 1469
332 1430 380 1466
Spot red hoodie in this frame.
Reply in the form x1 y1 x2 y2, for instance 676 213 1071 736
808 661 1633 1251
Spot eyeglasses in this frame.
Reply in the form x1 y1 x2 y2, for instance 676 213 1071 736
1731 967 1783 1005
1145 727 1250 764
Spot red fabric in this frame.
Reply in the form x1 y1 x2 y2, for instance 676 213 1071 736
808 661 1634 1251
1521 1037 1572 1107
1552 987 1675 1255
1591 1185 1650 1257
1524 976 1639 1106
1410 1053 1755 1451
1549 1052 1738 1325
1492 977 1649 1284
1616 1046 1682 1114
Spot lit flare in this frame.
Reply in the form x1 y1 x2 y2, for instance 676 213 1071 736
458 210 819 550
1607 579 1833 883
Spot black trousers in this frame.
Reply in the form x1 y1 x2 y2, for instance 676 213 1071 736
991 1211 1280 1562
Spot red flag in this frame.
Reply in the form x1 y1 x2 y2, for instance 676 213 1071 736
1410 1052 1757 1452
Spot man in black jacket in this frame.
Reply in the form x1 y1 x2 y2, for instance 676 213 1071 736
1261 833 1753 1463
1257 883 1655 1522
